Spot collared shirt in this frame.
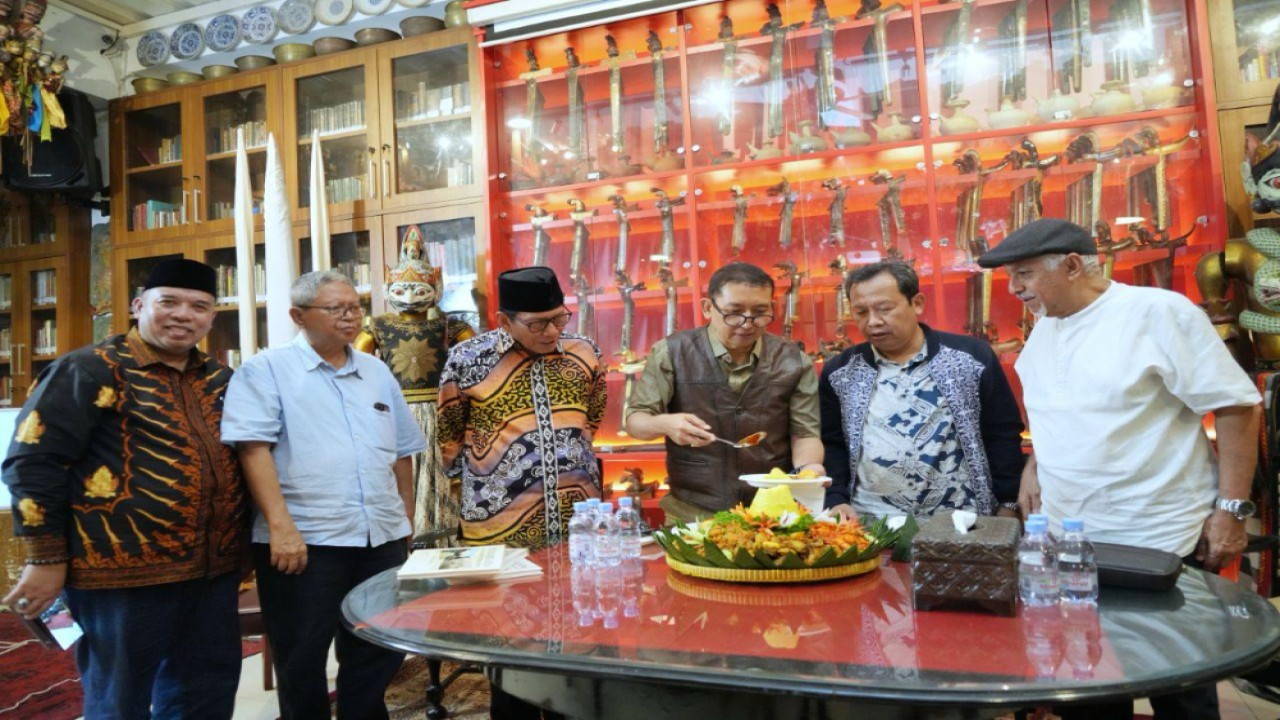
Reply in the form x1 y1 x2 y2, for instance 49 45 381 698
1016 282 1261 555
625 327 821 438
853 344 974 517
221 333 427 547
2 329 245 589
438 328 605 549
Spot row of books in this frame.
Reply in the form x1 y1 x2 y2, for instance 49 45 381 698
31 270 56 305
0 376 11 406
209 120 269 156
0 328 10 356
398 545 542 584
301 99 366 137
335 261 372 289
136 136 183 166
34 319 56 356
397 82 471 123
210 199 263 221
326 176 367 205
0 275 10 308
212 263 268 304
131 200 180 231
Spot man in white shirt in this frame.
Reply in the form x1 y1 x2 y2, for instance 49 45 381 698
979 218 1262 720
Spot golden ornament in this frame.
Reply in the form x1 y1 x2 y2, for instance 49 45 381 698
17 498 45 527
85 466 119 498
14 411 44 444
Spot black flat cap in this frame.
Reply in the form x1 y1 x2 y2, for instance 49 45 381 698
143 258 217 297
976 218 1096 268
498 266 566 314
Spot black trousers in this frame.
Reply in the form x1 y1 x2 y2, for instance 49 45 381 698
254 540 408 720
490 685 564 720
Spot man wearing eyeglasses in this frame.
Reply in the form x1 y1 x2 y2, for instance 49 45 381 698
819 261 1024 522
221 270 427 720
437 266 605 549
625 262 823 523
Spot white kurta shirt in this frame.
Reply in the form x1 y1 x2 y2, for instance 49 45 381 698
1015 282 1260 556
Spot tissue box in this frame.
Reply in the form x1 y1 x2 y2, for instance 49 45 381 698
911 511 1020 616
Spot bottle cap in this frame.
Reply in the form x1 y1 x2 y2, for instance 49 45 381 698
600 502 613 513
573 501 587 512
1026 518 1048 532
1028 513 1048 523
1063 518 1084 532
587 498 601 508
618 496 633 507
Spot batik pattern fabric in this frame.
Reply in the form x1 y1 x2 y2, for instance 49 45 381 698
437 329 605 549
1 329 246 589
370 312 474 542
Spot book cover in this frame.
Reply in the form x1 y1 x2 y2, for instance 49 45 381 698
398 545 507 580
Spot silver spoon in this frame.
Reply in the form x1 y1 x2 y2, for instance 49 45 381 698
711 431 768 449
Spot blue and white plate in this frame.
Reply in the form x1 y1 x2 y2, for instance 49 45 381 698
278 0 315 35
136 30 170 67
354 0 392 15
314 0 354 26
204 15 240 53
241 5 278 44
170 23 205 60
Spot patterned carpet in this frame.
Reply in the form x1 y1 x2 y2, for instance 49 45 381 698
0 613 81 720
386 657 491 720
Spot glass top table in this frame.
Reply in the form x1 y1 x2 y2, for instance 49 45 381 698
343 546 1280 716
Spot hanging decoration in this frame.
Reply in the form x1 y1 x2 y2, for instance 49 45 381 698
0 0 70 171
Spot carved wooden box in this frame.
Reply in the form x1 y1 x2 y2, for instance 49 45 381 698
911 512 1021 617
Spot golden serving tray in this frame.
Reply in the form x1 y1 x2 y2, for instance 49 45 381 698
664 554 881 584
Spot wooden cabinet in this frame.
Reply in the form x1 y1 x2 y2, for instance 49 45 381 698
1208 0 1280 108
109 31 490 354
281 28 486 223
0 190 90 407
109 67 282 245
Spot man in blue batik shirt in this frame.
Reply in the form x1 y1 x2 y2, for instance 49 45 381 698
222 270 426 720
820 261 1024 520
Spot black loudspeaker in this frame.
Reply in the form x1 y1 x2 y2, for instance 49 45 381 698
2 88 102 196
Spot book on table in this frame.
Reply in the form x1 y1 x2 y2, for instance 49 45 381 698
398 545 507 580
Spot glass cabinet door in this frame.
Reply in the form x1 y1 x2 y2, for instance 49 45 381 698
1210 0 1280 105
196 73 280 235
111 243 195 334
379 28 483 209
114 90 192 242
384 205 487 331
203 242 266 368
490 12 686 193
298 219 385 318
284 53 381 223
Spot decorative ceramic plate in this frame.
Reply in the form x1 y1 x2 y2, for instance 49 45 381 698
241 5 278 44
278 0 315 35
170 23 204 60
397 0 428 8
314 0 354 26
354 0 392 15
136 30 170 67
204 14 241 53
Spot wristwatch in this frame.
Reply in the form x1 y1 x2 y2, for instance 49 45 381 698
1214 497 1257 520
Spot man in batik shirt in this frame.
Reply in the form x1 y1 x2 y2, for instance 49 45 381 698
437 266 605 549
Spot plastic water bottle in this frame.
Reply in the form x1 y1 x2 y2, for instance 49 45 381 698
568 501 593 566
570 562 596 627
595 563 623 629
1018 518 1060 607
1057 518 1099 605
593 502 621 567
616 497 644 559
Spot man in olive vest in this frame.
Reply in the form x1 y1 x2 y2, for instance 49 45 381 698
625 262 824 523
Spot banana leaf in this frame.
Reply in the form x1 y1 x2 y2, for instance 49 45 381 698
753 550 778 569
890 516 920 562
672 536 707 566
776 552 807 569
809 546 841 568
733 547 765 569
701 539 738 569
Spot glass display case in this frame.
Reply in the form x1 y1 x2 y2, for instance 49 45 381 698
196 74 281 233
1219 103 1280 237
383 204 488 330
297 217 385 318
483 0 1226 460
113 90 190 242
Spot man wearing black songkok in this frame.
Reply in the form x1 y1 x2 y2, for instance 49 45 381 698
438 266 604 720
438 266 605 549
2 258 248 719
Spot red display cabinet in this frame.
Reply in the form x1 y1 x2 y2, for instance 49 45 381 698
479 0 1226 486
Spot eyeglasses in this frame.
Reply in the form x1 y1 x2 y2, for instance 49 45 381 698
514 312 573 334
709 298 774 328
299 304 364 319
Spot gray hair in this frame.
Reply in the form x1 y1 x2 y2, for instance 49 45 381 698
1039 253 1102 275
290 270 354 307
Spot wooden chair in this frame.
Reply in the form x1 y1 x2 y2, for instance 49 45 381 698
238 584 274 691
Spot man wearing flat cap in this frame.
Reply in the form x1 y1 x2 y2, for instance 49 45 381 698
437 266 605 548
980 218 1261 719
2 258 247 719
